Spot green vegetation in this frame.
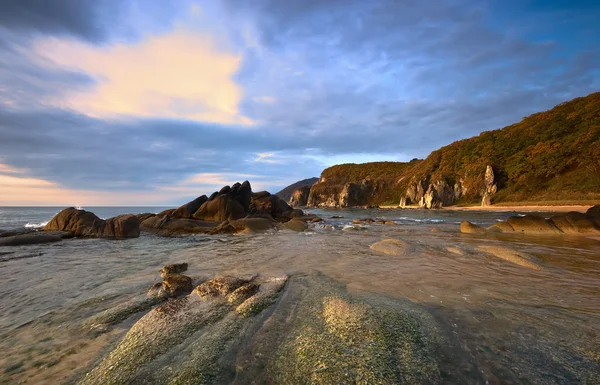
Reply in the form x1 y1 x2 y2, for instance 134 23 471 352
314 92 600 205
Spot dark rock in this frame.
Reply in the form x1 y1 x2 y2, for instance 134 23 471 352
228 217 277 233
44 208 140 238
160 263 188 278
141 216 218 235
172 195 208 218
330 215 344 219
193 181 252 222
0 231 72 246
586 205 600 220
249 191 294 221
209 221 237 235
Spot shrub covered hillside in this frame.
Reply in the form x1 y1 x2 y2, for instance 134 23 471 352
307 92 600 207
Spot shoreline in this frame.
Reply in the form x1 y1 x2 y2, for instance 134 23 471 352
378 204 594 213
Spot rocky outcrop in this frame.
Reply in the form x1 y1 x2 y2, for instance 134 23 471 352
160 263 188 278
481 165 497 206
289 186 311 207
461 212 600 235
44 208 140 238
249 190 295 221
172 195 208 218
275 177 319 202
193 181 252 222
587 204 600 219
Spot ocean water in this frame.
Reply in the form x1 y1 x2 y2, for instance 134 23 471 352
1 206 599 383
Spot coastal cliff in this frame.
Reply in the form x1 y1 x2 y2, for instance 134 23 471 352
303 92 600 208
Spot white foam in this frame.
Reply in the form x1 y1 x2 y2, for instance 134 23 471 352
24 221 48 229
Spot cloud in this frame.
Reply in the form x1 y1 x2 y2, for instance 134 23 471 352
30 29 251 124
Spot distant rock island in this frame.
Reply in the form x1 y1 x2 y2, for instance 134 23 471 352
282 92 600 208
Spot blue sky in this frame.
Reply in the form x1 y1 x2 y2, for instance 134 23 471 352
0 0 598 205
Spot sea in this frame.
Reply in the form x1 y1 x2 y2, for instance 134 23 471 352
1 206 599 383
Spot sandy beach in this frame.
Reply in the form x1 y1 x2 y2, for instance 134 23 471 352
380 204 595 213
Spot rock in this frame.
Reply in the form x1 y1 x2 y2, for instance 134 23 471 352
0 231 71 246
195 276 252 298
290 208 305 218
135 213 156 222
549 212 600 234
370 238 412 256
506 215 561 234
280 218 308 232
353 218 375 224
226 283 260 305
162 274 193 297
399 197 407 208
208 221 237 235
172 195 208 218
193 181 252 222
235 276 287 317
289 186 311 207
249 191 294 221
193 194 246 222
460 221 486 234
586 204 600 220
306 178 373 208
44 207 140 238
481 165 497 207
228 217 277 233
158 209 176 216
141 215 217 235
330 215 344 219
487 222 515 233
160 263 188 278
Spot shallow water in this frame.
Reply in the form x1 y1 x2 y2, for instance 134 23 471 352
1 207 599 384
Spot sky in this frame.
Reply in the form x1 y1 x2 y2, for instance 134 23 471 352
0 0 599 206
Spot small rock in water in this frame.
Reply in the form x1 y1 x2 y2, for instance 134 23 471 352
162 274 193 297
460 221 486 234
195 276 251 297
160 263 188 278
370 238 413 256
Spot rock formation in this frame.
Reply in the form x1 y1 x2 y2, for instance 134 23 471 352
289 185 311 207
193 181 252 222
481 165 497 206
44 207 140 238
172 195 208 218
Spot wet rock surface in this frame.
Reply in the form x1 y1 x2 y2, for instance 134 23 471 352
461 212 600 235
0 231 72 246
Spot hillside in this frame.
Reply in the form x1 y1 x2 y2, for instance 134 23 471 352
307 92 600 208
275 177 319 202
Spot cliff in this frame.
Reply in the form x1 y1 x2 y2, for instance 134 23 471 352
275 177 319 203
307 92 600 208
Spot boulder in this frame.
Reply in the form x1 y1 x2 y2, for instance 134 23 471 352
208 221 237 235
250 191 294 221
194 276 252 298
160 263 188 278
370 239 413 256
193 182 252 222
172 195 208 218
158 209 176 216
549 212 600 234
140 215 218 235
44 208 140 238
487 222 515 233
162 274 193 297
506 215 562 234
289 186 311 207
586 205 600 220
280 218 308 232
0 231 72 246
481 165 497 207
460 221 486 234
